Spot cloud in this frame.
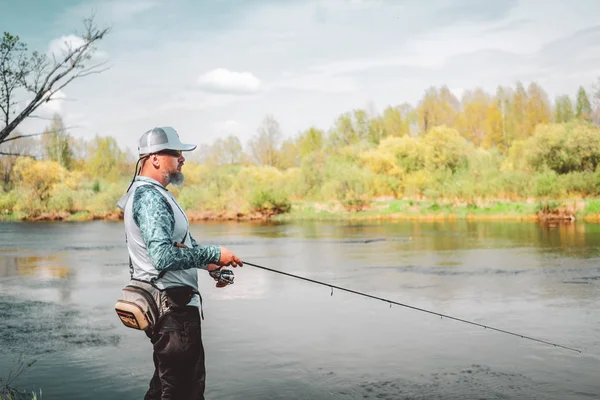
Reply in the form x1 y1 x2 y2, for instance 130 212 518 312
197 68 261 94
40 90 67 113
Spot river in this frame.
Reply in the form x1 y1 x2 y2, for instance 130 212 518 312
0 220 599 399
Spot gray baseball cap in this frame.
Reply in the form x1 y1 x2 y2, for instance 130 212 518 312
137 126 197 157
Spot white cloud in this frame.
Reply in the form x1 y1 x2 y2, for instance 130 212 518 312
40 90 67 113
197 68 261 94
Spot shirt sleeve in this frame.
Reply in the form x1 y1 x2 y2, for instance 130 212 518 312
132 185 221 271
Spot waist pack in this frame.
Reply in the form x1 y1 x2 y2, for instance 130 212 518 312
115 279 198 332
115 279 167 332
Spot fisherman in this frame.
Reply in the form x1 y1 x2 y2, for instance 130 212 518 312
116 126 242 400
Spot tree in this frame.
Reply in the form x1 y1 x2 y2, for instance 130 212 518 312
455 88 491 147
206 135 243 166
0 16 110 147
576 86 592 121
416 86 459 134
423 126 471 173
41 114 73 169
525 121 600 174
327 109 379 148
85 135 125 181
249 115 283 167
554 95 575 123
221 135 243 165
510 81 528 139
297 127 324 158
524 82 551 136
380 105 409 138
278 138 298 169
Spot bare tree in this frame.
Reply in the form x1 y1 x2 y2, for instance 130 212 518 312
0 15 110 148
249 115 283 167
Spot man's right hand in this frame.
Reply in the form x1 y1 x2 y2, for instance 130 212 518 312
218 246 243 267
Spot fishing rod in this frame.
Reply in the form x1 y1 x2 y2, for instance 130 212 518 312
241 261 582 354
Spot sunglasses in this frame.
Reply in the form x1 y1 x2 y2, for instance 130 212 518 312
155 149 182 158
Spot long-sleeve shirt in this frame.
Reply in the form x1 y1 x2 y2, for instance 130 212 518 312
132 183 221 271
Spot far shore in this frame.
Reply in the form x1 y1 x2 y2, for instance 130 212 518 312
2 198 600 224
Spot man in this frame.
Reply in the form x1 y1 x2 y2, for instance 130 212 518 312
116 126 242 400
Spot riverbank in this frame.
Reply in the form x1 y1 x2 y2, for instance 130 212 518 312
3 198 600 223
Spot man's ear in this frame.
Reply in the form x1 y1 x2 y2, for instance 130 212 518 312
151 155 161 168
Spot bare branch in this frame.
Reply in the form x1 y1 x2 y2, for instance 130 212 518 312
2 125 78 144
0 16 111 144
0 150 36 158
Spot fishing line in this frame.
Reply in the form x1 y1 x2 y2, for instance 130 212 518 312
242 261 581 354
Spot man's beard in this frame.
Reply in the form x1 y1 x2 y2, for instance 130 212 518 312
167 171 185 186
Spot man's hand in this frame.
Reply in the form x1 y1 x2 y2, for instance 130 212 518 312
218 246 243 268
207 264 230 288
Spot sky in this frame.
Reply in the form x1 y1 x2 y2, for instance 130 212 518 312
2 0 600 155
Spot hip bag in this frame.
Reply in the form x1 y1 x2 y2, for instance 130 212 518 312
115 278 167 331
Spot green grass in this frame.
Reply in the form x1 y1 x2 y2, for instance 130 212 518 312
584 198 600 214
275 199 546 222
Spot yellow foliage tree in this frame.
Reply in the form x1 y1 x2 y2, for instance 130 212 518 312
12 158 65 202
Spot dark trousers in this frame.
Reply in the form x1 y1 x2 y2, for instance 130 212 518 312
144 306 205 400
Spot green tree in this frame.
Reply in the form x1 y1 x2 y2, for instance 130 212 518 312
85 135 126 181
380 105 409 137
525 121 600 173
576 86 592 121
297 127 324 158
423 126 471 172
41 114 73 170
554 95 575 123
328 109 376 148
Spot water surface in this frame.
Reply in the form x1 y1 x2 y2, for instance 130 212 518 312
1 220 599 399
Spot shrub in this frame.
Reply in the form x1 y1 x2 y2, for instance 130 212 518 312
249 188 291 214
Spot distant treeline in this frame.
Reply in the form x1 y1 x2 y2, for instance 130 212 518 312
1 80 600 219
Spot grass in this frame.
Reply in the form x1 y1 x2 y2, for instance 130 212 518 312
273 198 582 222
0 358 41 400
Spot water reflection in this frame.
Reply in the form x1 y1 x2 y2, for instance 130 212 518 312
0 253 71 280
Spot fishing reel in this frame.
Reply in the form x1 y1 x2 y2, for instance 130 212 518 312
209 268 235 285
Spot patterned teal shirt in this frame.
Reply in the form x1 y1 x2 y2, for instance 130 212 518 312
132 184 221 271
